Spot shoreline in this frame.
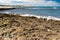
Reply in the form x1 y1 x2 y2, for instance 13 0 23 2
0 13 60 24
1 12 60 21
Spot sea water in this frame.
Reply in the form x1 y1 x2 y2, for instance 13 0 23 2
0 6 60 20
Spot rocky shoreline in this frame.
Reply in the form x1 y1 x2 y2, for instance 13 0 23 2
0 13 60 40
0 5 16 10
0 8 15 10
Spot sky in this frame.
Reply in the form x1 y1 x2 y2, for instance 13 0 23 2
0 0 60 6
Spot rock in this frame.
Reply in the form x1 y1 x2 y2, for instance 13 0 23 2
0 13 60 40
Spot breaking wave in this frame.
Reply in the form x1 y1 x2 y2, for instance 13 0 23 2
21 14 60 20
4 12 60 20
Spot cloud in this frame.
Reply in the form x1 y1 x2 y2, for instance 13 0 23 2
0 0 11 3
0 0 60 6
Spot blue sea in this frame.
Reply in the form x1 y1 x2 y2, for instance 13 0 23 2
0 6 60 20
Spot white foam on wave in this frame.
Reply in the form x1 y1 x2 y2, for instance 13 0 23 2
4 12 10 14
21 14 60 20
4 12 17 15
4 12 60 21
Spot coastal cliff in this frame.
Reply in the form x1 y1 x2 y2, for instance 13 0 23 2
0 13 60 40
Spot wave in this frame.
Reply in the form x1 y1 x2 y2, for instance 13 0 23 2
3 12 60 20
24 8 58 9
25 8 41 9
21 14 60 20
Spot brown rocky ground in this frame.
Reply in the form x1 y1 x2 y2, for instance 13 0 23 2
0 13 60 40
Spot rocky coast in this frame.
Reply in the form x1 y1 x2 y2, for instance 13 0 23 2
0 13 60 40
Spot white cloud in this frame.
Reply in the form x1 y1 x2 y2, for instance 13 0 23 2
0 0 12 5
0 0 11 2
0 0 59 6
